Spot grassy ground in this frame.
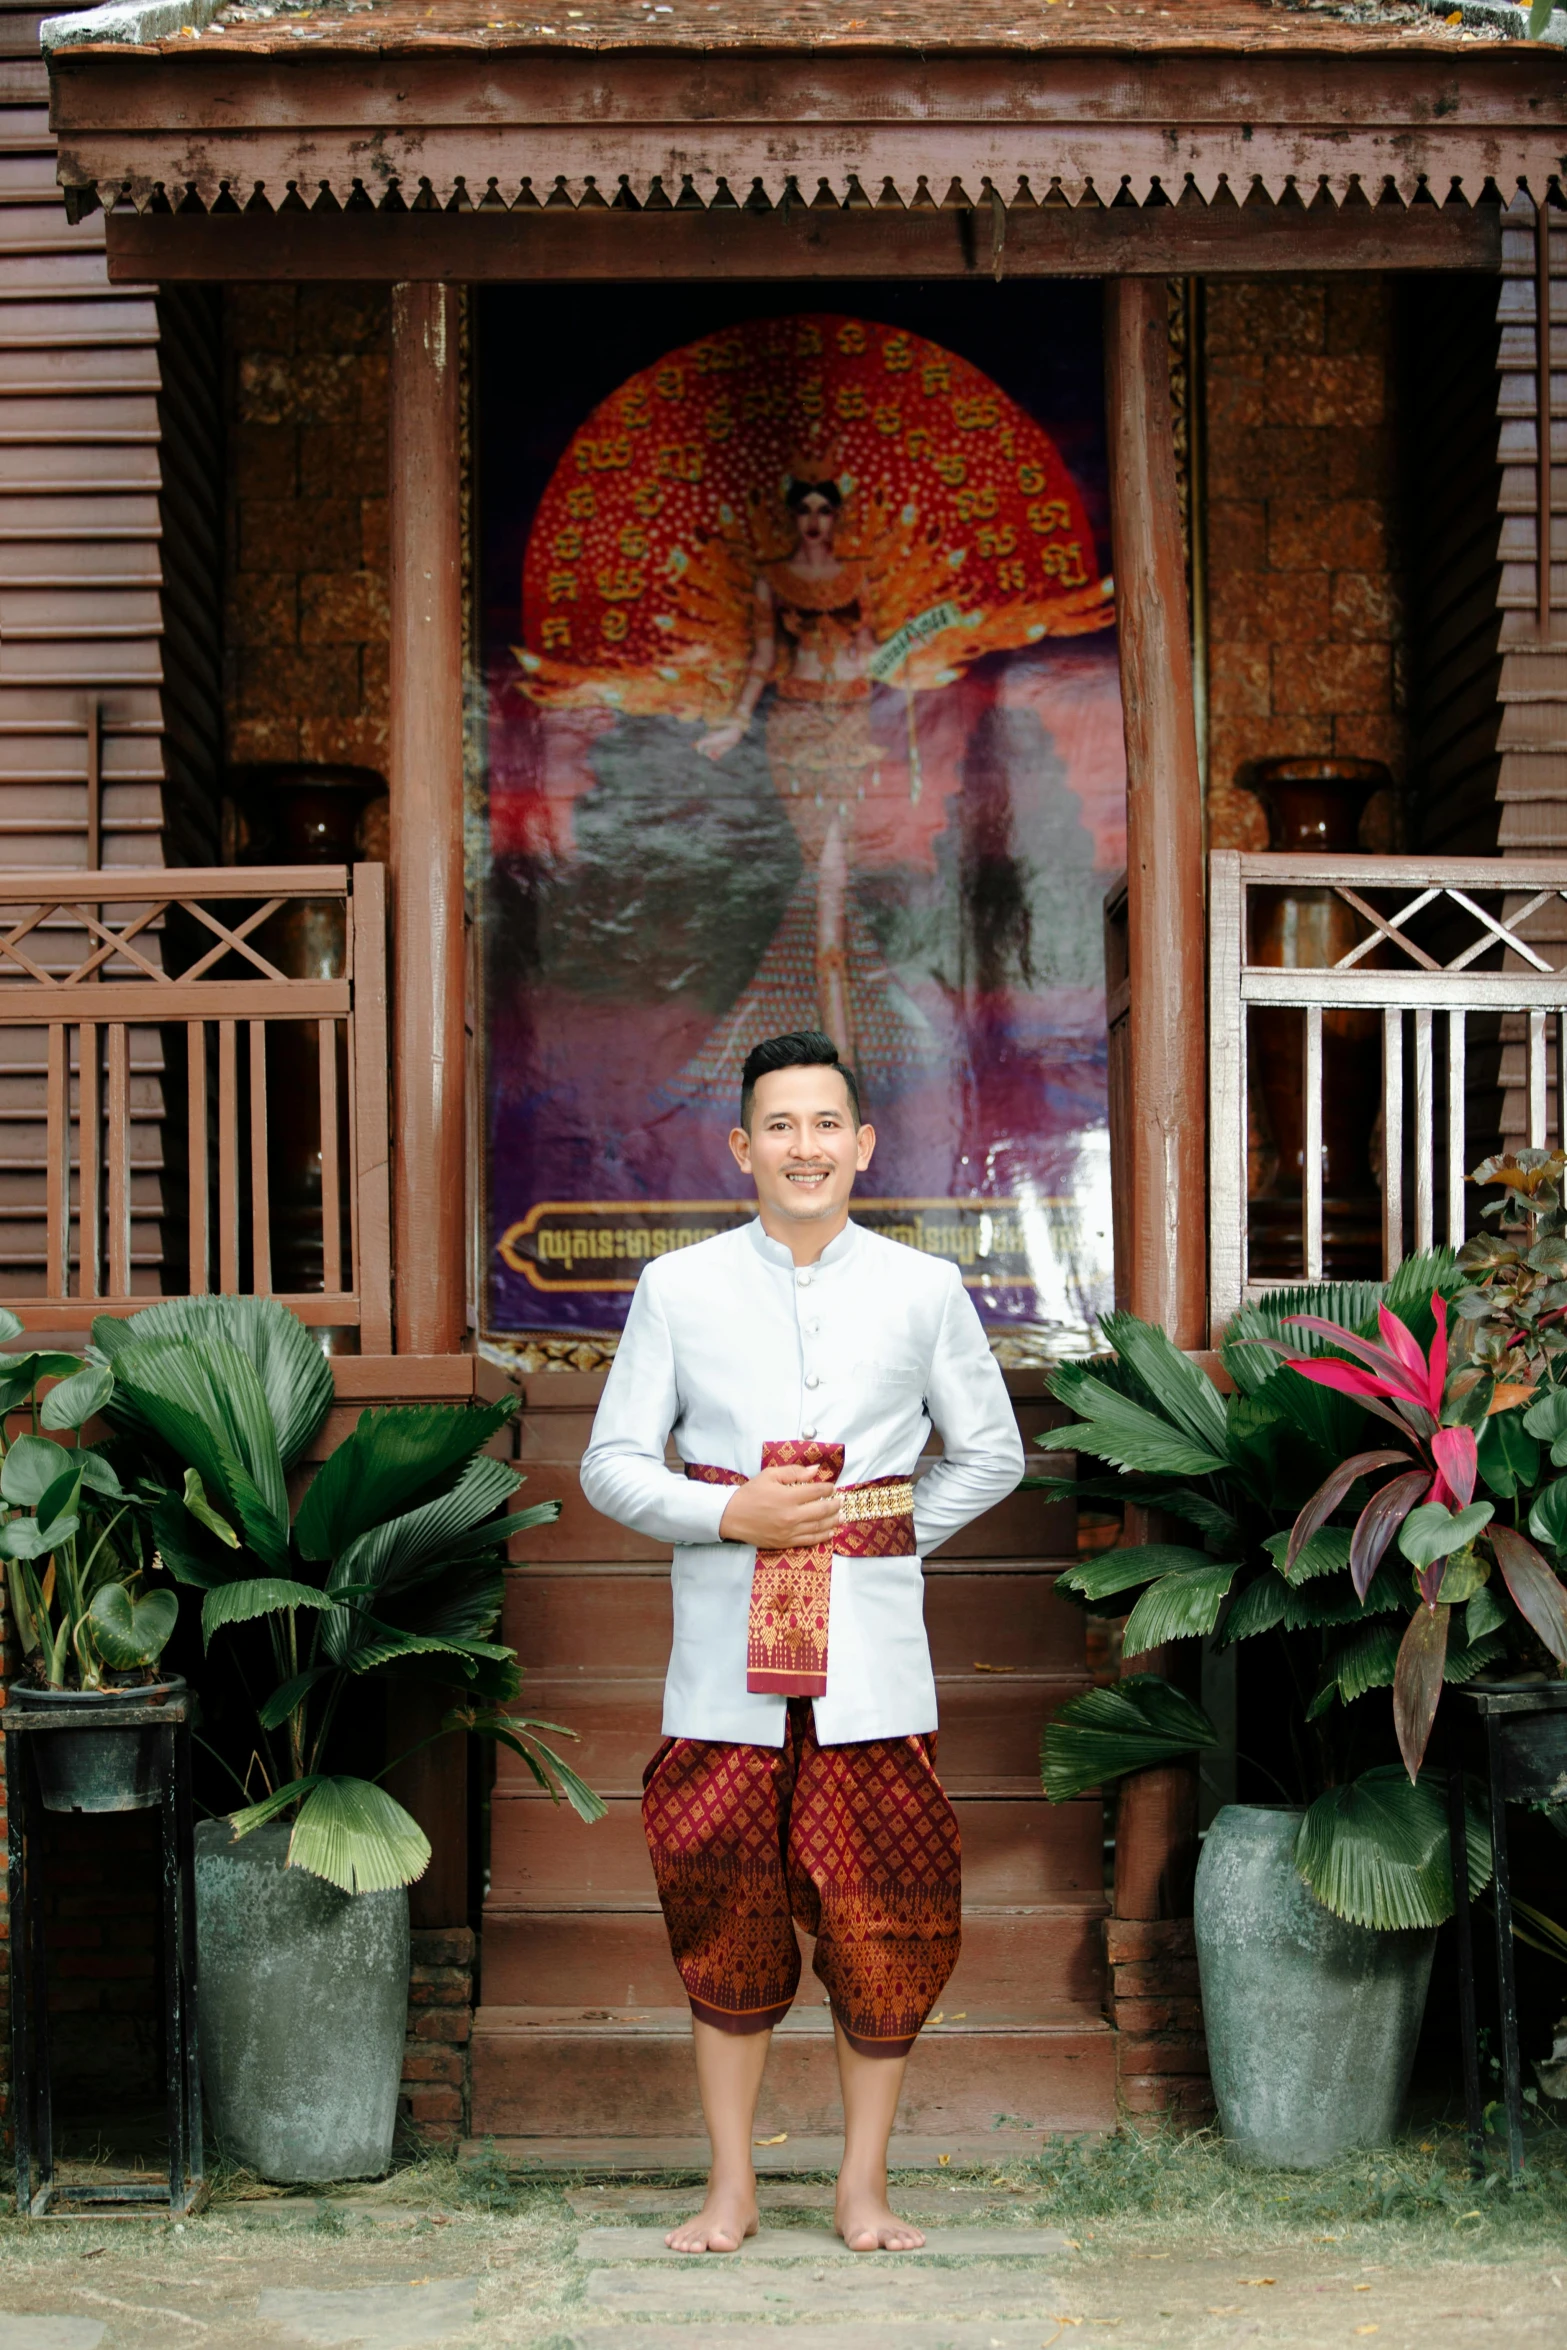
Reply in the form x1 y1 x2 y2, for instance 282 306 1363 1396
0 2119 1561 2346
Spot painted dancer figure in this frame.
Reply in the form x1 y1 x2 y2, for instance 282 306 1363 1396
580 1031 1023 2254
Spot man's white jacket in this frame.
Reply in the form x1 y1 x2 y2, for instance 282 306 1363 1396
579 1216 1025 1747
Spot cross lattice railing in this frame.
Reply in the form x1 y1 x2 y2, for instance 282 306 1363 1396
1209 851 1567 1343
0 864 390 1344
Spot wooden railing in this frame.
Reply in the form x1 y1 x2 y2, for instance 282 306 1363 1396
0 864 390 1346
1208 852 1567 1340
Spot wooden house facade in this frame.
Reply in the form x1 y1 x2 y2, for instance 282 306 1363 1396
0 0 1564 2158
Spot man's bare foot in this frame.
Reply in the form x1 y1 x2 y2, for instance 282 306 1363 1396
665 2182 760 2254
835 2186 926 2252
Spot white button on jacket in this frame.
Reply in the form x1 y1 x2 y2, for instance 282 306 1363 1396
578 1217 1026 1747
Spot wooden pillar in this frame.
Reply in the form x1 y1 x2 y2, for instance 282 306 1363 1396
1103 277 1207 1348
389 279 467 1359
1104 279 1209 1954
388 280 468 1926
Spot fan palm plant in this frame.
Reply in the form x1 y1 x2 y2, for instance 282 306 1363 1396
1034 1255 1496 1932
91 1295 603 1893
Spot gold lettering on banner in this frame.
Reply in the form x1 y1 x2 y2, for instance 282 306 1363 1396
566 485 596 519
547 572 579 604
619 526 650 558
495 1201 1039 1293
655 365 686 401
795 323 824 357
995 558 1027 591
873 403 902 437
620 387 652 431
953 394 999 431
575 436 633 473
836 322 868 355
977 525 1017 558
835 385 869 422
705 396 735 443
693 333 746 375
632 481 666 517
1040 540 1089 587
601 609 629 643
931 452 967 487
655 444 705 483
541 616 571 651
1028 497 1072 536
1016 462 1047 494
797 376 825 420
882 333 913 373
955 485 999 521
598 566 647 603
551 528 583 560
921 359 951 396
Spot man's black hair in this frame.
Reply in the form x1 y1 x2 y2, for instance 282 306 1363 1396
784 477 844 513
740 1031 862 1130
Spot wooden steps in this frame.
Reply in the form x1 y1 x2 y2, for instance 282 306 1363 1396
478 1367 1115 2145
470 2003 1114 2139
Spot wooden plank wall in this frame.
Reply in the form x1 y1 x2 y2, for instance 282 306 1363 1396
0 3 223 1295
1491 193 1567 1146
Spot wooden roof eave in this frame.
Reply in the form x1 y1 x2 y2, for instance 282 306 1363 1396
44 36 1567 226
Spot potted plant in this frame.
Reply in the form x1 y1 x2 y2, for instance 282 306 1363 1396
93 1293 603 2183
1 1314 181 1813
1032 1257 1503 2167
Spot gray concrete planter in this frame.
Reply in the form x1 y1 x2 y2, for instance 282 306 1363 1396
1194 1804 1435 2169
195 1820 409 2183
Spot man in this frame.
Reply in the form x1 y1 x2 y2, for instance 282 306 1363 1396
580 1031 1023 2254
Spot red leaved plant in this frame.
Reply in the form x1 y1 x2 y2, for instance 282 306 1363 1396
1283 1294 1567 1782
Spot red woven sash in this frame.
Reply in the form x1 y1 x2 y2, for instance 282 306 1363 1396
686 1439 917 1697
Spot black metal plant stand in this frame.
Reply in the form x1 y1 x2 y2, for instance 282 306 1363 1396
5 1692 205 2217
1447 1681 1567 2185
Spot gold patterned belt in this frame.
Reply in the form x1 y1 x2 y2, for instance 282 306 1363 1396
685 1439 917 1697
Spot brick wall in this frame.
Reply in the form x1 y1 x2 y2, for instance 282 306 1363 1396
1203 276 1407 856
223 285 390 773
1106 1918 1213 2128
400 1926 474 2145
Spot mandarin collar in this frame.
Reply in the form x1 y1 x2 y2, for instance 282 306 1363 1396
745 1215 862 1272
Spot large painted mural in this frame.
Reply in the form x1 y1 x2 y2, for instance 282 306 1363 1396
475 286 1125 1355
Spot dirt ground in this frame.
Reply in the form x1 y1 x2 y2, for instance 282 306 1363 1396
0 2123 1563 2348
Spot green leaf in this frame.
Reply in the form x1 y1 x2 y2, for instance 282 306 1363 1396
76 1450 123 1499
1041 1673 1218 1804
1524 1385 1567 1463
105 1334 289 1562
1479 1411 1543 1499
1308 1620 1402 1717
1 1434 73 1506
257 1668 329 1732
149 1492 236 1591
1038 1372 1228 1478
1264 1526 1353 1587
334 1617 512 1677
1219 1572 1288 1643
0 1515 51 1561
329 1453 525 1604
293 1400 519 1562
286 1777 431 1893
1121 1562 1238 1657
35 1462 82 1535
1466 1584 1507 1644
460 1709 609 1823
1530 0 1555 43
39 1362 114 1432
1294 1765 1491 1931
1059 1543 1215 1605
0 1308 24 1345
201 1577 333 1645
1099 1312 1231 1458
1444 1629 1510 1686
182 1466 241 1550
226 1779 325 1840
99 1294 333 1470
1530 1477 1567 1552
87 1583 178 1669
1397 1500 1494 1569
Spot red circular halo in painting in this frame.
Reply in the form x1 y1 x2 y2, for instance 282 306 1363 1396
517 311 1113 721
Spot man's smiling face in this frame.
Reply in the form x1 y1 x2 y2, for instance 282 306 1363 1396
728 1064 875 1244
